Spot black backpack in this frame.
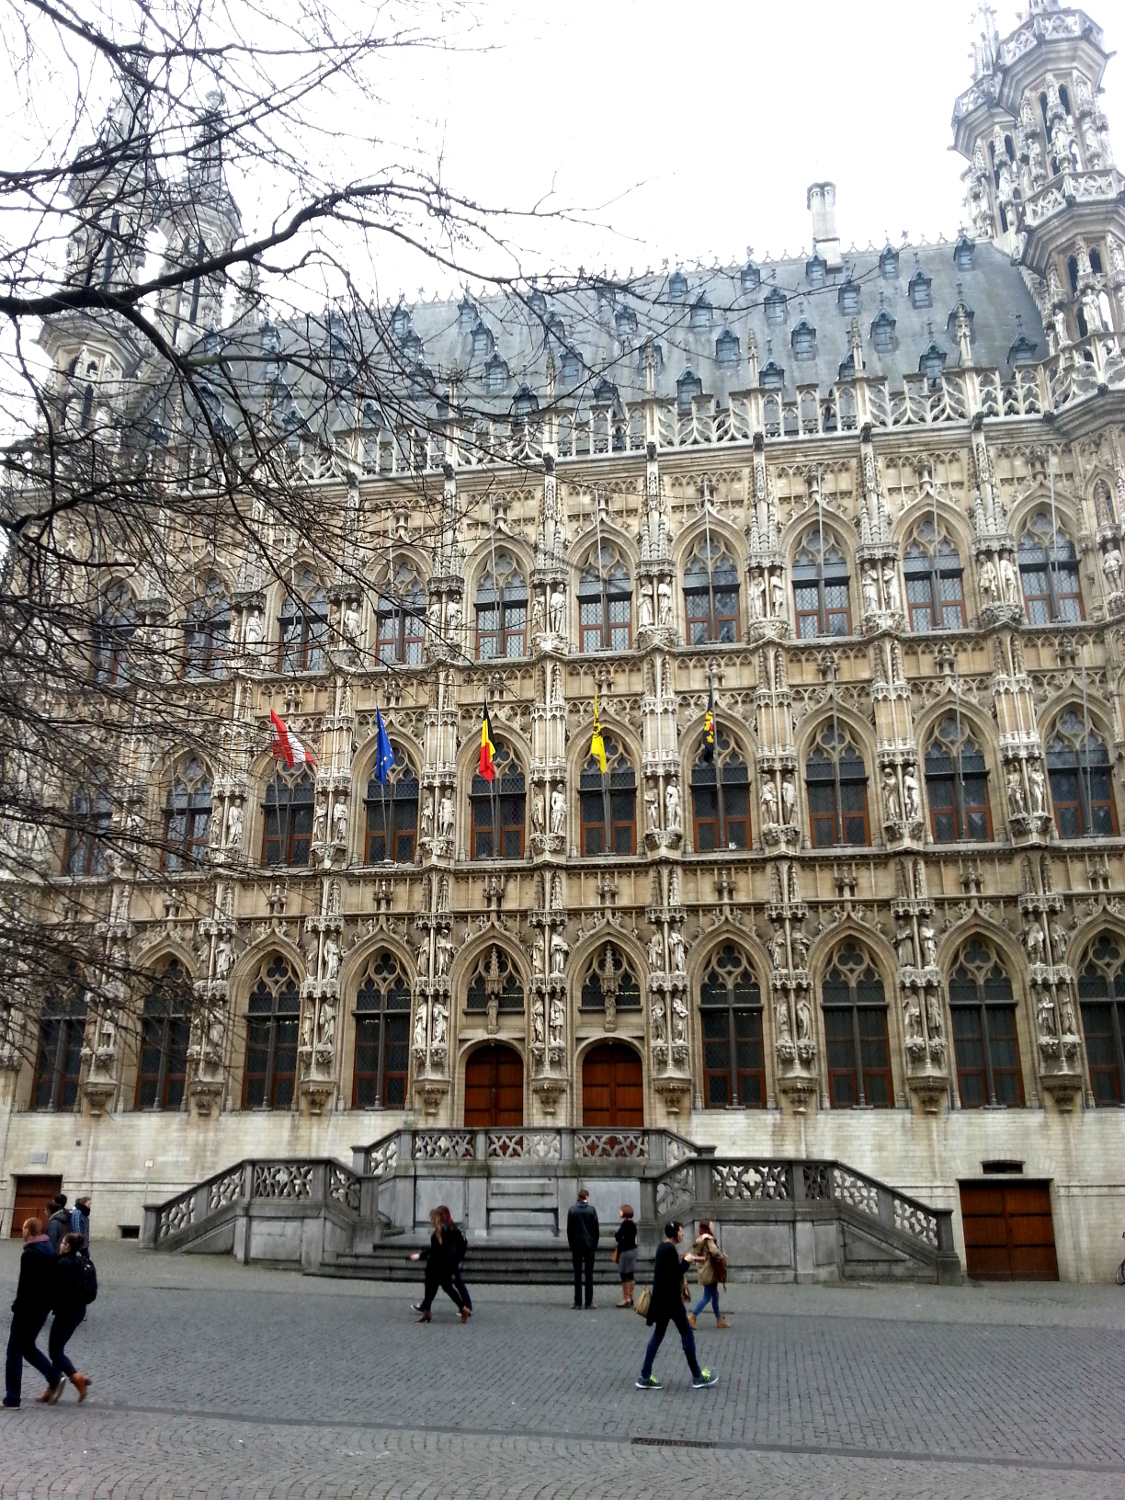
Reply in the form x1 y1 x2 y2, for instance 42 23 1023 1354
79 1251 98 1306
448 1225 467 1265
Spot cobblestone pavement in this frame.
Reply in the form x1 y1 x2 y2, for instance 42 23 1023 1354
1 1244 1123 1498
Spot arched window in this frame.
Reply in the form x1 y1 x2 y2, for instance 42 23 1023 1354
261 770 315 866
92 584 136 685
183 577 230 678
377 564 426 665
470 741 525 860
691 728 750 851
466 945 524 1011
163 758 212 871
792 527 851 638
683 539 740 644
924 716 991 842
580 944 642 1012
700 943 765 1108
31 979 87 1111
1077 935 1125 1105
364 750 419 863
948 939 1024 1107
63 774 113 876
353 951 410 1108
903 520 965 631
136 960 192 1110
1046 710 1117 837
242 956 300 1109
806 724 869 847
578 544 632 652
475 552 528 660
1017 512 1082 623
578 736 636 856
822 941 893 1107
277 570 329 673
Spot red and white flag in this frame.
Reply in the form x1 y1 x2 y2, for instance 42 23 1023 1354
269 709 317 769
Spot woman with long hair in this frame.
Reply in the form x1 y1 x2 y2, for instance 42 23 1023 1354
614 1204 638 1307
409 1208 470 1323
687 1218 729 1329
437 1204 472 1313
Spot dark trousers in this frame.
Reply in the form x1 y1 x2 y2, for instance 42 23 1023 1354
572 1249 595 1307
452 1265 472 1312
640 1302 701 1381
5 1310 52 1404
48 1308 86 1385
419 1264 464 1313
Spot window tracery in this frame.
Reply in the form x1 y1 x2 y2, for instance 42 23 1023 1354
580 944 641 1012
136 959 192 1110
364 749 419 863
822 941 893 1107
792 526 851 638
261 769 315 867
578 736 636 856
353 951 410 1108
683 539 740 644
92 583 136 685
806 724 869 848
1077 935 1125 1105
243 955 300 1110
64 774 113 876
377 564 426 665
466 945 524 1012
948 939 1023 1107
578 544 631 652
691 729 750 851
1017 512 1082 623
183 576 230 678
163 757 213 871
1045 710 1117 838
924 716 991 842
902 519 965 631
277 569 328 673
475 552 528 660
469 741 525 860
700 943 764 1108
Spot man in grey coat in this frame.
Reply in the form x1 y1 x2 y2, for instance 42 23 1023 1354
566 1189 599 1310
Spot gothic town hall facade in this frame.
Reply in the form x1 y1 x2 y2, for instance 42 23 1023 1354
4 1 1125 1279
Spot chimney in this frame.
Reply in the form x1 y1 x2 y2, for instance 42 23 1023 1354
807 181 843 270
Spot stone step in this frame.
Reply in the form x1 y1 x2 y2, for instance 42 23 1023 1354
315 1242 650 1285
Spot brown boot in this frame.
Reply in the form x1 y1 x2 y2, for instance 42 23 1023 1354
715 1316 730 1329
35 1387 53 1404
687 1312 697 1329
70 1374 90 1403
415 1310 431 1323
460 1305 471 1323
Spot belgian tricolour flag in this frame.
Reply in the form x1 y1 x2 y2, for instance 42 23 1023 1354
479 702 497 782
701 685 716 763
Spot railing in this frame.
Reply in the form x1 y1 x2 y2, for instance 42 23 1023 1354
147 1157 363 1246
359 1126 707 1175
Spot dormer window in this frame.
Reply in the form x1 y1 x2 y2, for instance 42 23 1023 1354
458 294 477 331
689 295 712 331
401 329 423 361
946 301 975 341
391 303 410 338
512 383 538 419
838 350 856 380
471 321 494 360
871 309 896 356
485 353 509 393
879 245 899 279
676 367 703 414
561 350 582 385
759 360 784 391
806 253 827 287
791 320 817 362
839 280 860 315
527 286 547 317
764 286 787 324
1007 332 1039 366
545 312 565 342
908 269 932 309
716 329 740 366
741 259 761 293
638 340 664 377
593 378 617 406
920 342 947 387
615 305 638 337
410 361 433 397
953 233 974 272
669 268 688 301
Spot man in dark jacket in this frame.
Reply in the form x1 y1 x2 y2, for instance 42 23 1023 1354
635 1221 716 1390
566 1188 599 1310
45 1195 70 1253
4 1218 59 1409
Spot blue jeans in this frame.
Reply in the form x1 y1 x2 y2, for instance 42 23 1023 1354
693 1283 721 1319
48 1308 85 1385
5 1312 52 1404
640 1304 701 1381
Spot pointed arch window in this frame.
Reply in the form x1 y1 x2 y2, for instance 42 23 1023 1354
278 570 329 673
377 564 426 665
183 577 230 678
579 736 636 856
136 960 192 1110
64 775 113 876
793 526 851 638
470 741 525 860
683 538 740 644
580 944 642 1012
806 724 869 847
1046 710 1117 838
31 980 87 1111
700 944 765 1107
924 716 991 842
475 552 528 660
578 544 632 652
691 728 750 851
364 749 419 863
242 956 300 1109
466 945 524 1011
1077 935 1125 1105
822 941 893 1107
261 770 315 866
163 758 213 871
353 951 410 1108
92 584 136 685
1018 512 1082 623
903 519 965 631
948 939 1024 1107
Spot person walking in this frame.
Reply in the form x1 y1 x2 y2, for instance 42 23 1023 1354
409 1208 469 1323
687 1219 729 1329
42 1234 92 1404
635 1220 716 1391
69 1197 91 1246
437 1205 472 1314
566 1188 599 1310
45 1196 71 1253
4 1219 58 1409
614 1204 638 1307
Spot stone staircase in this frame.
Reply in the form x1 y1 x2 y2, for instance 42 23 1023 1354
321 1241 645 1286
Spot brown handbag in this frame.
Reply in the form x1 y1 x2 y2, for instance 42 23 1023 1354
633 1286 651 1317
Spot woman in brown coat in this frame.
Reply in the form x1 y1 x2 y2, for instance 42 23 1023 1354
687 1218 729 1329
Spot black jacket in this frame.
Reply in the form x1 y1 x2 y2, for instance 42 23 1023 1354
566 1200 599 1253
418 1229 456 1276
614 1219 638 1253
12 1239 55 1320
646 1239 689 1325
52 1250 88 1317
46 1209 71 1253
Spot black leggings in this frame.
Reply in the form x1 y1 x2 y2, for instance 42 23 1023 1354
420 1265 464 1313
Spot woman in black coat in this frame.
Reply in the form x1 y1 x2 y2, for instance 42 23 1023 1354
409 1209 469 1323
635 1221 715 1390
43 1234 90 1403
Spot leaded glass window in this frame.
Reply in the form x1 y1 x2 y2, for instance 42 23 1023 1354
691 729 750 851
1018 512 1082 624
683 539 740 644
579 736 636 856
578 545 632 652
242 956 300 1109
924 716 991 842
903 520 965 631
822 942 893 1107
352 952 411 1108
806 725 869 847
948 940 1024 1107
1046 711 1117 838
700 944 764 1107
475 552 528 660
792 527 851 638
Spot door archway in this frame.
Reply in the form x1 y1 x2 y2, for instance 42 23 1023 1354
464 1043 524 1127
581 1041 644 1127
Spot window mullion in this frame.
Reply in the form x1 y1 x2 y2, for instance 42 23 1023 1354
931 564 941 628
853 1001 866 1106
265 1013 278 1107
158 1013 171 1107
52 1021 67 1109
375 1006 386 1109
981 999 997 1105
1112 999 1125 1097
953 769 966 841
717 773 727 848
729 1003 738 1105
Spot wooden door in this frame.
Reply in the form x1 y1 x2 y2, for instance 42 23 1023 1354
959 1180 1058 1280
464 1044 523 1127
10 1175 63 1237
582 1042 644 1128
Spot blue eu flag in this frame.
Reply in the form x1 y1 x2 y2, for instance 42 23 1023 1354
374 708 394 785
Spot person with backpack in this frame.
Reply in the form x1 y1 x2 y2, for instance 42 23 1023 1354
41 1233 93 1404
69 1197 91 1246
437 1205 472 1314
409 1208 469 1323
635 1220 716 1391
45 1195 70 1253
4 1218 58 1409
566 1187 599 1310
687 1218 729 1329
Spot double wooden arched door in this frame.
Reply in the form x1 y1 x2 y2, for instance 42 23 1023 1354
581 1041 644 1127
464 1043 524 1126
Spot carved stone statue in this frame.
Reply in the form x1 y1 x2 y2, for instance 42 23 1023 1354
770 573 785 617
667 928 685 973
447 601 462 632
902 768 920 822
651 994 667 1044
645 789 659 831
532 795 545 832
550 929 569 976
1006 766 1026 816
436 930 454 977
862 568 880 616
214 936 234 979
431 999 447 1046
671 994 688 1044
925 989 943 1037
323 935 340 981
1025 921 1045 965
903 994 923 1042
749 573 765 619
769 930 786 972
413 1000 428 1052
882 767 901 823
312 796 327 845
244 610 263 646
1028 762 1046 815
895 920 915 969
998 555 1019 604
343 603 361 641
882 566 900 612
657 578 672 626
759 778 778 826
775 999 791 1039
792 931 810 968
795 996 812 1042
781 775 796 825
664 783 681 833
439 795 455 838
416 939 430 980
550 787 566 835
979 558 998 603
548 588 565 634
919 924 937 968
225 804 243 847
638 585 654 629
421 795 434 836
316 1001 336 1049
332 799 348 842
1103 548 1123 594
1036 990 1057 1039
532 594 544 633
647 932 663 971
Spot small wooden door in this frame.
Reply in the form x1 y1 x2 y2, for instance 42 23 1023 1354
10 1175 64 1237
582 1042 644 1128
959 1179 1059 1280
464 1044 524 1126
